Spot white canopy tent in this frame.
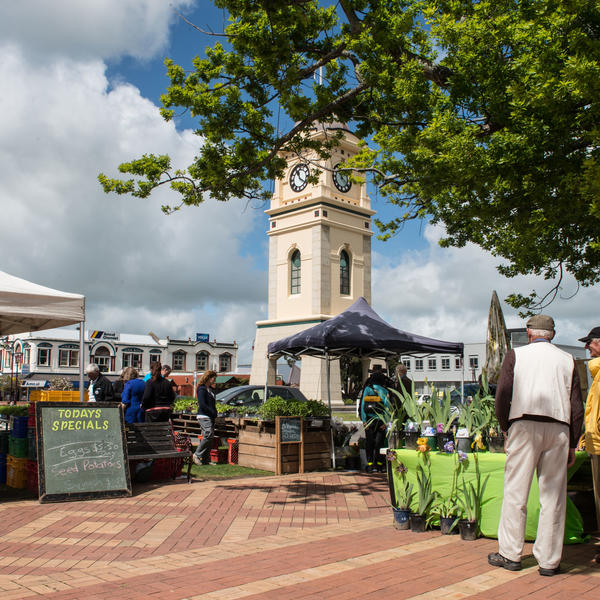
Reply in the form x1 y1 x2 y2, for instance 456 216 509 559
0 271 86 399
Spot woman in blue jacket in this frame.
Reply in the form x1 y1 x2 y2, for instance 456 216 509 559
121 367 145 423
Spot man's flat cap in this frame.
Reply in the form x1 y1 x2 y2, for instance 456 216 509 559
526 314 555 330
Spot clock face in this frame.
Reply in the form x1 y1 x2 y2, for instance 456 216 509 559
333 164 352 193
289 163 310 192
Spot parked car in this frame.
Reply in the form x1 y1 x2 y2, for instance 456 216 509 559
216 385 308 407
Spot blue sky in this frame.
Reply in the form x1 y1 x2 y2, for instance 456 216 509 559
0 1 597 364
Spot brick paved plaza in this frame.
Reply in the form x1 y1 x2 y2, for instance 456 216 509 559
1 472 599 599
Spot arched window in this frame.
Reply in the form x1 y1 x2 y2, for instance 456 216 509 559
290 249 301 294
340 249 350 295
91 345 110 372
196 351 209 371
219 353 232 372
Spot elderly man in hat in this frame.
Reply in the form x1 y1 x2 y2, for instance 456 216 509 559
488 315 583 576
579 326 600 562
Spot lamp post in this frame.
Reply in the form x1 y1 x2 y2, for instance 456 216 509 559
14 350 22 403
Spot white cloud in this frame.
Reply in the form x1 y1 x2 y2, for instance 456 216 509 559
0 1 194 62
372 224 600 348
0 43 266 361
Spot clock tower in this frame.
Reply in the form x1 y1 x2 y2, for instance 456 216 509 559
250 122 375 404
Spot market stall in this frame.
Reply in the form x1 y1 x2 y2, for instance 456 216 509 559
389 448 587 543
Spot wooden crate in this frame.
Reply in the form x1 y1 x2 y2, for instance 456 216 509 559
237 418 331 473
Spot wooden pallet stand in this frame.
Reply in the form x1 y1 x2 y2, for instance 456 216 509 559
238 417 331 474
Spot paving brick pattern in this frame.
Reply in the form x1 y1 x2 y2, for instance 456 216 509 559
0 472 598 599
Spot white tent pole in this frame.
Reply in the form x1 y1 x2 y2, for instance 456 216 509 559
79 320 85 402
461 353 465 402
325 350 335 469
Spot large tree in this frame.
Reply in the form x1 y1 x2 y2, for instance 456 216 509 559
99 0 600 310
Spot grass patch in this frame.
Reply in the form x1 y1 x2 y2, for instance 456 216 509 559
332 411 360 422
191 463 273 480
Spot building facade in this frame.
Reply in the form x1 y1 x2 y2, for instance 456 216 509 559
0 329 238 386
399 330 588 395
250 122 374 404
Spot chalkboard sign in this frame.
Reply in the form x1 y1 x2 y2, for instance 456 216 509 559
36 402 131 503
279 417 302 443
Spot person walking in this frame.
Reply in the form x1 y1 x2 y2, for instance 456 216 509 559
193 370 218 466
142 362 175 422
488 314 583 576
121 367 145 424
578 326 600 562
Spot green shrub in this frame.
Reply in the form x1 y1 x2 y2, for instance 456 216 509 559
257 396 330 420
173 396 196 413
0 405 29 416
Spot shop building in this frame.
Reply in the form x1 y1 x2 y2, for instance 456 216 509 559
0 328 238 391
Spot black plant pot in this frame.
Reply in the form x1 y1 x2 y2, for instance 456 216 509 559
436 431 454 451
392 508 411 530
345 455 361 470
388 430 404 449
409 513 427 532
456 437 472 453
440 516 458 535
404 431 419 449
488 434 505 453
458 519 478 540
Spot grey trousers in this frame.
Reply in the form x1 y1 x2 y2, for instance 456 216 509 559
498 420 569 569
194 417 214 464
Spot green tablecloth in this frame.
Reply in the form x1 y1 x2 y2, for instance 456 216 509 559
389 449 587 543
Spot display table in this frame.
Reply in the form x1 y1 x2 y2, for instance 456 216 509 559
389 449 587 543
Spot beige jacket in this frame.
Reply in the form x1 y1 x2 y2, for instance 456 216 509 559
584 357 600 454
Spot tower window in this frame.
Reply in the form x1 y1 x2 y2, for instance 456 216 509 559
290 250 301 294
340 250 350 295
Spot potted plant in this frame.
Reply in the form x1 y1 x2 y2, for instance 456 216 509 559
456 398 487 453
389 458 414 530
409 440 438 532
456 452 489 540
394 386 420 449
428 387 456 449
410 463 438 532
433 450 466 534
367 399 406 450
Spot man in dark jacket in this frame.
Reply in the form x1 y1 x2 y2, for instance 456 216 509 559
86 363 115 402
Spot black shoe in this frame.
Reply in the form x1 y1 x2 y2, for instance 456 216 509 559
488 552 522 571
376 464 386 473
365 463 374 473
538 566 560 576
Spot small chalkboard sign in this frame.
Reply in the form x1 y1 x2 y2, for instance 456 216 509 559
280 417 302 443
36 402 131 503
275 416 304 475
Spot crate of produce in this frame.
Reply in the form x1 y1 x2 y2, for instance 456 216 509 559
151 458 176 480
227 438 239 464
209 448 228 464
9 416 29 438
26 460 38 494
6 455 27 489
36 391 84 402
28 429 37 460
8 435 28 458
